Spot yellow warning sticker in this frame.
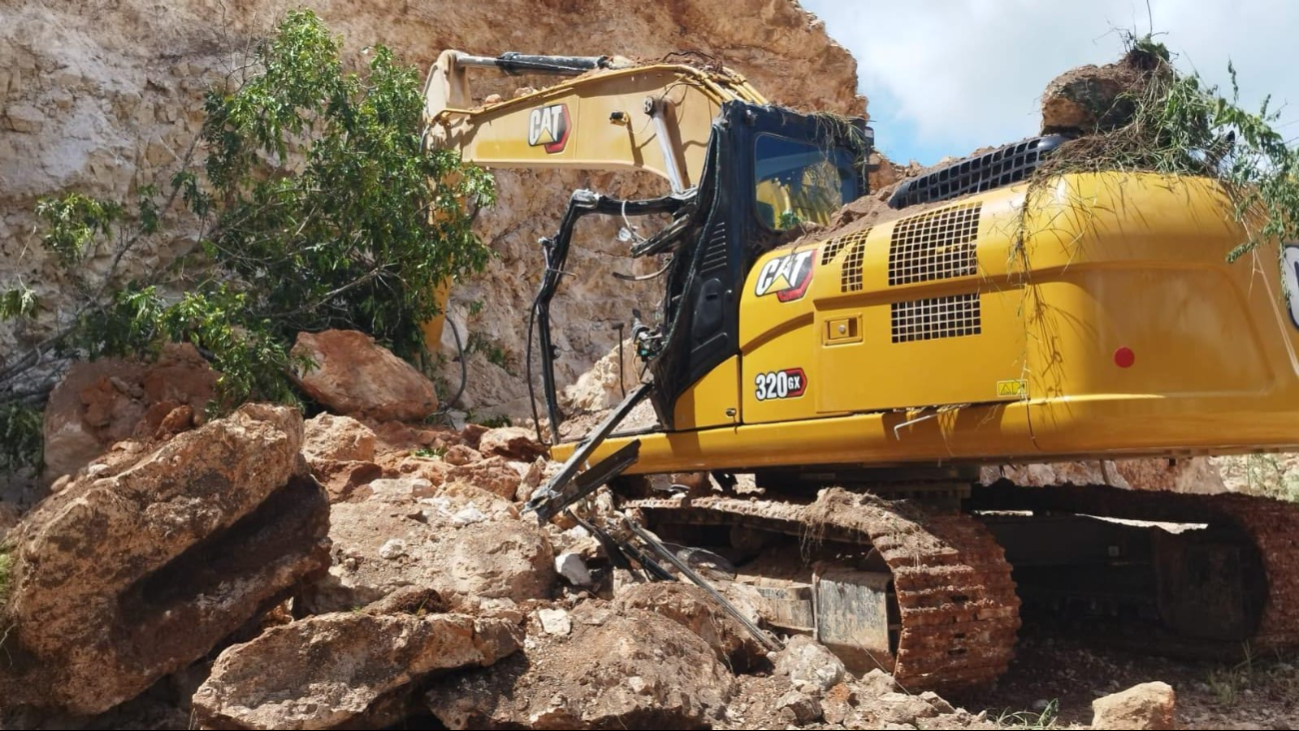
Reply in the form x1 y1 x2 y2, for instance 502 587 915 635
996 379 1027 398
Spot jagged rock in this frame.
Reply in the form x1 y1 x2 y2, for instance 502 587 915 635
443 443 482 465
290 330 438 422
41 342 216 480
306 482 553 613
613 582 766 669
537 607 572 635
0 404 330 715
774 635 847 693
446 455 524 499
777 689 823 726
424 606 736 729
561 339 641 412
1092 681 1177 730
460 423 489 449
478 426 546 461
193 607 522 730
875 691 940 725
1040 48 1166 135
304 413 377 463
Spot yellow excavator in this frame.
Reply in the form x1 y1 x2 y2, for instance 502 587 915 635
423 50 1299 690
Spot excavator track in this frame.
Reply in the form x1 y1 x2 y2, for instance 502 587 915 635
625 488 1021 692
972 483 1299 655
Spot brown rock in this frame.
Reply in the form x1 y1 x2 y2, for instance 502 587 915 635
305 482 554 613
155 403 195 438
1091 682 1176 730
291 330 439 422
314 460 384 502
0 404 330 714
443 443 482 465
460 423 489 449
613 582 766 669
194 609 522 730
446 455 523 499
41 344 217 481
1040 48 1167 135
478 426 546 461
424 608 735 729
304 412 378 463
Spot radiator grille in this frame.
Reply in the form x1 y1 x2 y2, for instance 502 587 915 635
887 135 1065 210
821 228 871 266
889 203 981 286
891 293 982 343
840 238 868 293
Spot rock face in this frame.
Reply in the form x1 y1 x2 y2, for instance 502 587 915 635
193 606 522 730
0 404 331 715
424 604 736 729
307 481 553 613
41 342 217 480
1091 682 1177 730
291 330 439 422
0 0 863 417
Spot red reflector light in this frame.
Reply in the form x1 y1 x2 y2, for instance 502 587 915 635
1114 347 1135 368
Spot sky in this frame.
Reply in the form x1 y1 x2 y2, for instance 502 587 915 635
801 0 1299 166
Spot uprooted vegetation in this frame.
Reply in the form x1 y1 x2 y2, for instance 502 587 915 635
1025 34 1299 271
0 10 494 470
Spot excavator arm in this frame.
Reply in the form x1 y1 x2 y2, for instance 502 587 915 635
422 50 767 191
422 51 870 438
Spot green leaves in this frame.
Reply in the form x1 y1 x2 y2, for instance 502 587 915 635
34 193 123 267
1 9 493 466
197 9 493 358
0 403 43 473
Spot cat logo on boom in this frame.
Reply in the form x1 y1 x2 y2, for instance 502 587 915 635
527 103 571 154
754 249 814 302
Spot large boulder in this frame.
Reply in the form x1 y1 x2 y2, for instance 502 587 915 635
1091 682 1177 730
41 342 217 480
193 601 522 730
613 582 766 669
1040 47 1167 135
0 404 330 714
424 604 736 729
477 426 546 461
291 330 439 422
305 481 554 613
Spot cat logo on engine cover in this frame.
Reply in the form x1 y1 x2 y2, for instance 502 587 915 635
754 250 814 302
527 103 571 154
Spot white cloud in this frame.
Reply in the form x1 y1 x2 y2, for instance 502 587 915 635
804 0 1299 163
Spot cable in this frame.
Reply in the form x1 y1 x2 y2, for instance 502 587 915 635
441 316 469 411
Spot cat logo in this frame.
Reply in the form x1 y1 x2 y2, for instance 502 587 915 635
527 103 571 154
754 249 814 302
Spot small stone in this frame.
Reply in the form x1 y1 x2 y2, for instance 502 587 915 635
1092 681 1176 730
378 539 407 560
537 608 571 635
451 505 487 526
86 463 109 477
555 552 592 586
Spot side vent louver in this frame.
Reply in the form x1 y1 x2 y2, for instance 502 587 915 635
888 203 981 286
840 238 868 293
891 293 982 343
821 228 871 266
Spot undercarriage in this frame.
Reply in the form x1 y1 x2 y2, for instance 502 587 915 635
614 474 1299 691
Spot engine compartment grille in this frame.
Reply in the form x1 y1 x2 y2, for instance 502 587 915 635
821 228 871 266
889 203 981 286
891 293 982 343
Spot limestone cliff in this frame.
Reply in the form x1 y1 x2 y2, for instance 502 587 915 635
0 0 863 414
